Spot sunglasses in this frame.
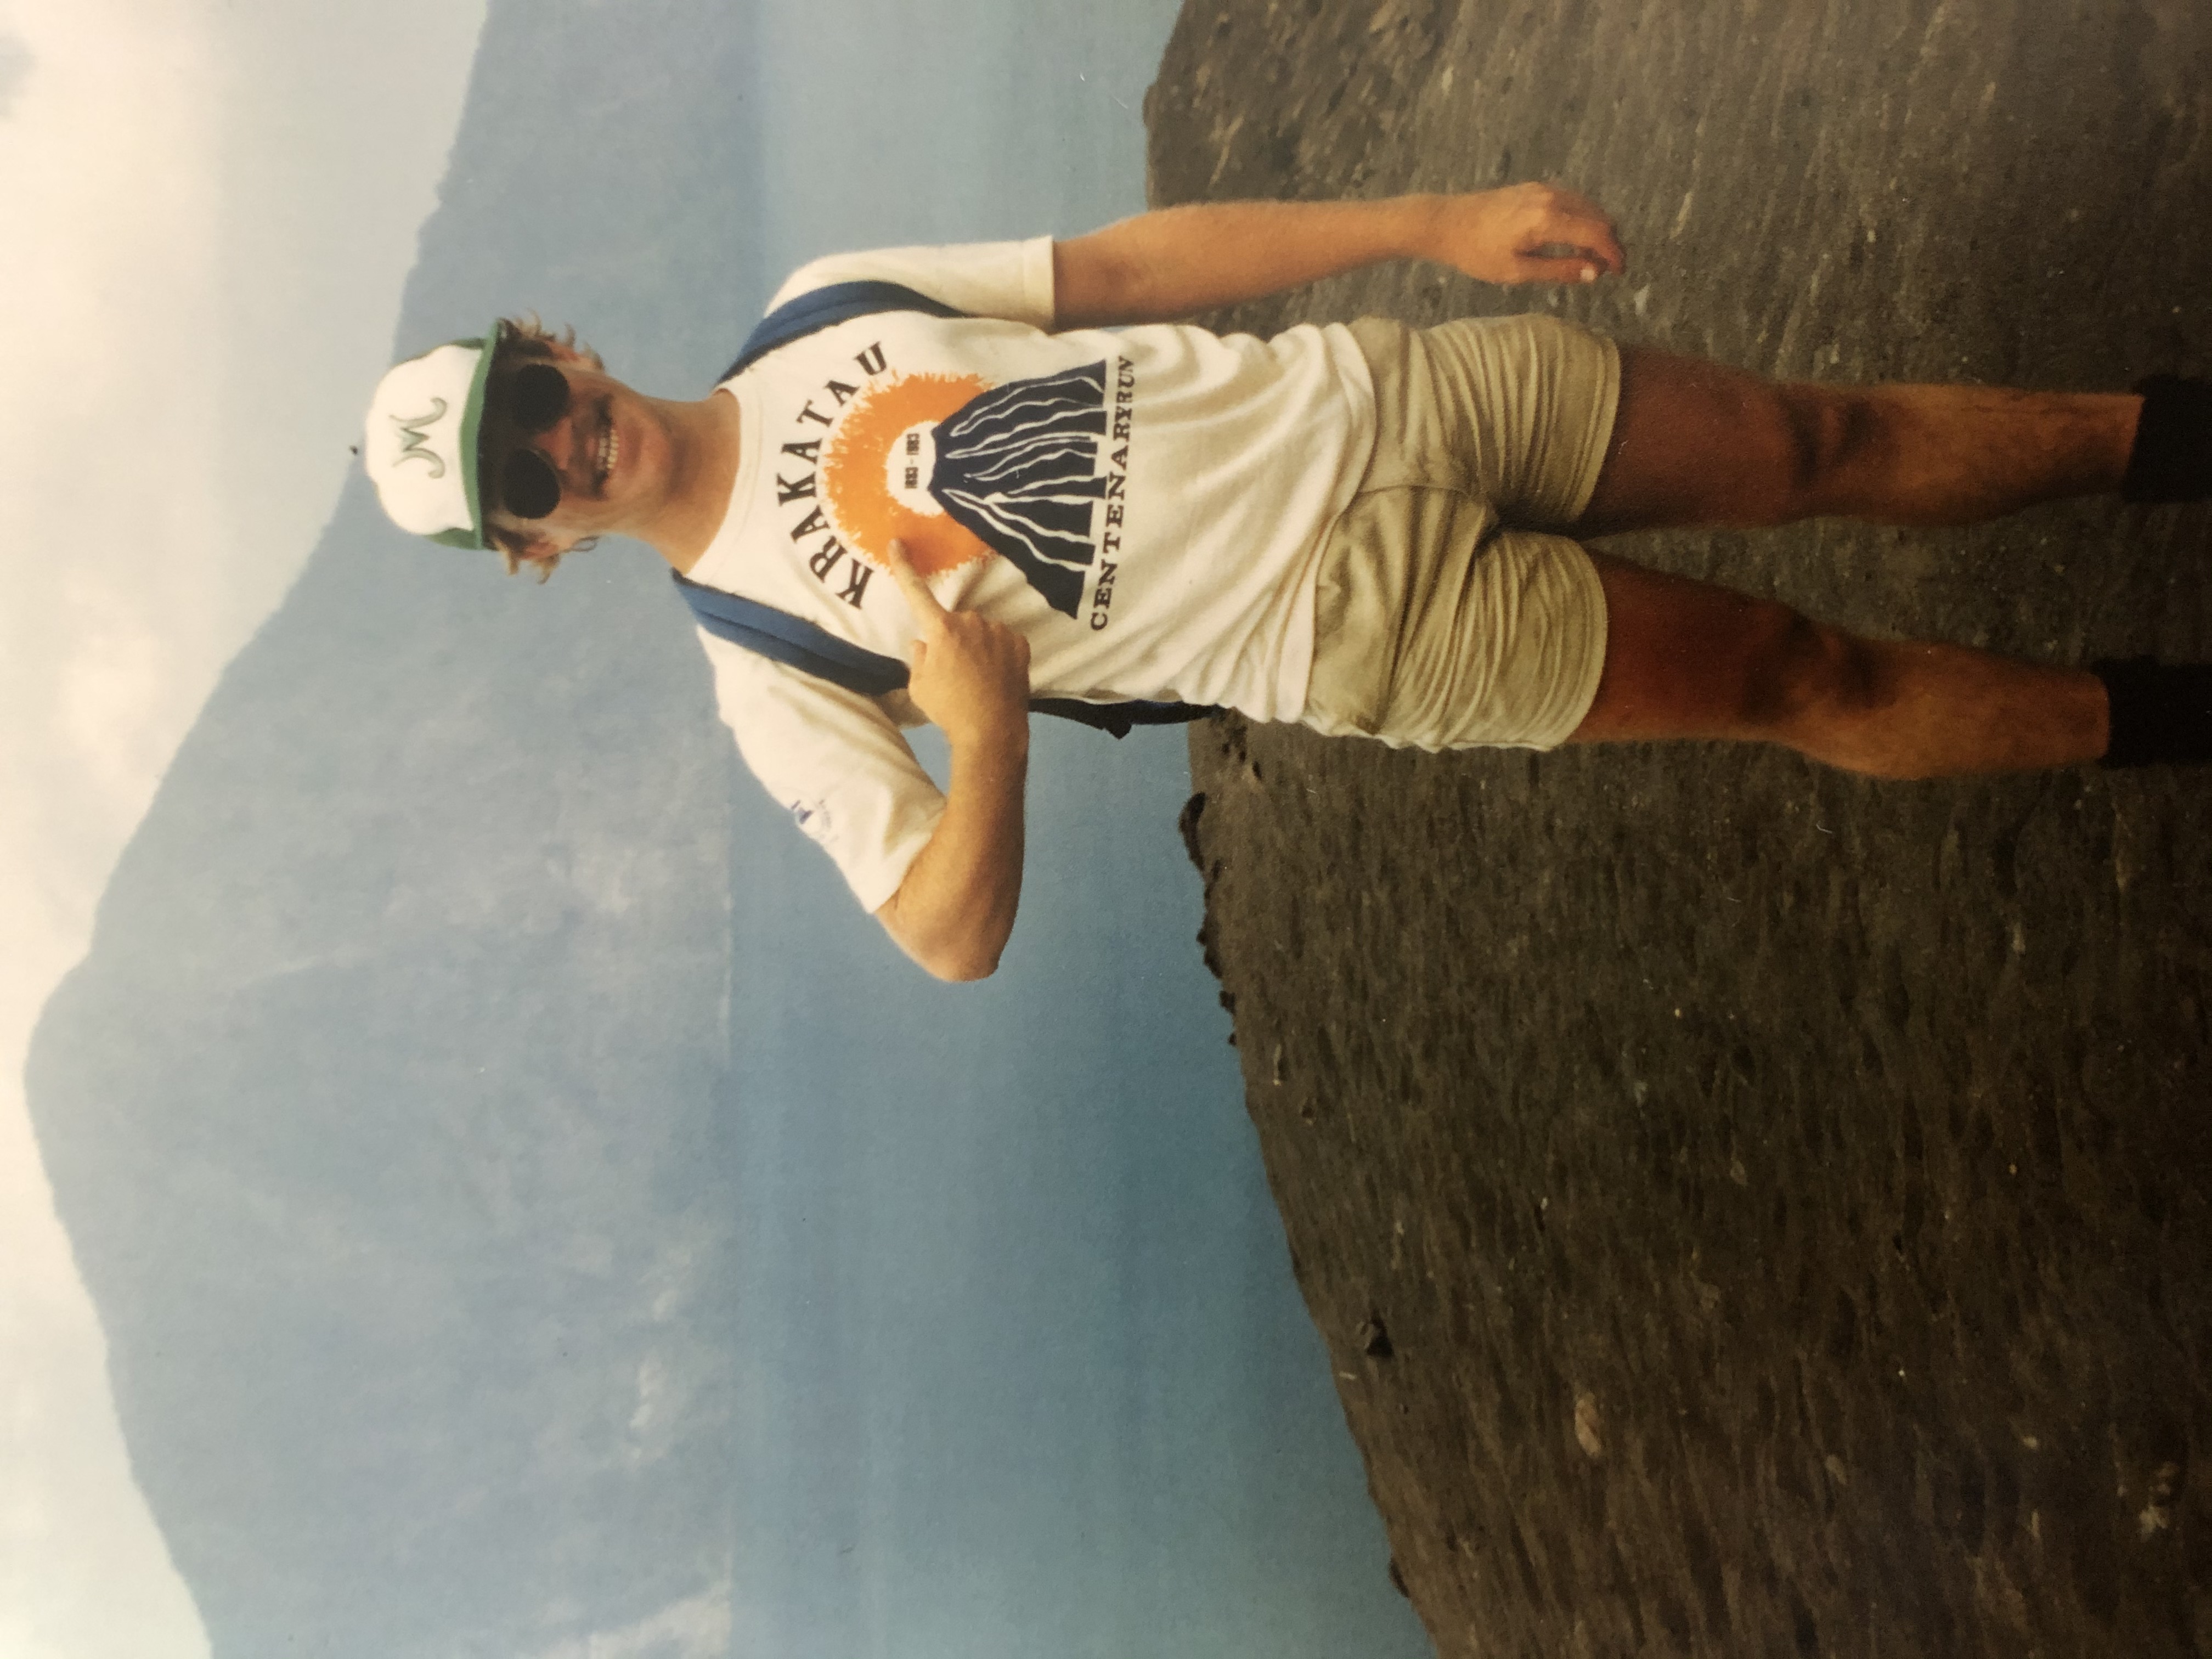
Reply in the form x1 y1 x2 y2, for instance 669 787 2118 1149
491 361 573 521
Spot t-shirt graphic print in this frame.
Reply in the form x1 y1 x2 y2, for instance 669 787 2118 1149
928 360 1110 618
801 356 1121 623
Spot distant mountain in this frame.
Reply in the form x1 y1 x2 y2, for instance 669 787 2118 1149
29 4 768 1655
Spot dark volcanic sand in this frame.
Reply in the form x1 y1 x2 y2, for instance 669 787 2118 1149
1146 4 2212 1655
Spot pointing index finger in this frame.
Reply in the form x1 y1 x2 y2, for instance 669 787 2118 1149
883 539 948 625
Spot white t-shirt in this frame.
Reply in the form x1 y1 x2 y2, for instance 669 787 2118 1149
691 238 1376 911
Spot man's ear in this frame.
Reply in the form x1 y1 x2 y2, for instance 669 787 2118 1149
490 526 573 578
516 532 574 568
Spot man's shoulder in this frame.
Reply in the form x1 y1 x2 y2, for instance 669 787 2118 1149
764 239 1057 331
768 244 953 305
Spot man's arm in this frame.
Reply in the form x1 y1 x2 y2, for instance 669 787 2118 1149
1051 184 1626 329
873 544 1031 982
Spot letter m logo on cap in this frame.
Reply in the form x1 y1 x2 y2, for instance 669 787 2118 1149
391 398 450 477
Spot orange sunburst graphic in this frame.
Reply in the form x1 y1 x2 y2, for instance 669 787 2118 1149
820 373 995 577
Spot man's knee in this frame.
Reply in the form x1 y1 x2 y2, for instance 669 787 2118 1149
1735 603 1883 736
1758 386 1883 523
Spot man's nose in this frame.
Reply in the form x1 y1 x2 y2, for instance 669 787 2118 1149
535 404 584 477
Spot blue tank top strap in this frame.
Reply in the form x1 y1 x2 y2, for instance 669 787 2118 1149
672 571 909 697
716 281 968 383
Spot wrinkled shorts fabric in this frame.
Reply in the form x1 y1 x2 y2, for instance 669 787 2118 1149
1301 313 1619 752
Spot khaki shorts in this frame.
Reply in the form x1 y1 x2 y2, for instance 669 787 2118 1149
1301 314 1618 751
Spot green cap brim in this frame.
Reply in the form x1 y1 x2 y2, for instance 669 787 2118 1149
427 324 505 550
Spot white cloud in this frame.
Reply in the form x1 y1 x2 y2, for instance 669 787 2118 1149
0 1080 207 1659
53 577 188 809
0 15 225 1646
0 31 30 114
522 1587 737 1659
0 0 231 1005
0 2 487 1656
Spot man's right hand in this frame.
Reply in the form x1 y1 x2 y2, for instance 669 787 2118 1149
884 539 1031 746
873 540 1031 982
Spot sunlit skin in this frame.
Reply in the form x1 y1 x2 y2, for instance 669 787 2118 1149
872 539 1031 981
1566 352 2130 775
490 185 2141 978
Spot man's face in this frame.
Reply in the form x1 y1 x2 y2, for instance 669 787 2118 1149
479 346 668 555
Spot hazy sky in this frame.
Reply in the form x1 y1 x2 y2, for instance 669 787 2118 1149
10 9 1418 1658
0 4 487 1654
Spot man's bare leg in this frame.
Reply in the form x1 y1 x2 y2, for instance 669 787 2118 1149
1565 552 2109 777
1576 348 2143 536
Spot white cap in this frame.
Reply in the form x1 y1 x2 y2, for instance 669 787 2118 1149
363 331 500 549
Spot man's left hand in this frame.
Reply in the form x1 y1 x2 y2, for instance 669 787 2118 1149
1429 183 1628 286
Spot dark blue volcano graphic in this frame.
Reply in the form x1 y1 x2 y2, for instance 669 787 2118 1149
929 361 1108 617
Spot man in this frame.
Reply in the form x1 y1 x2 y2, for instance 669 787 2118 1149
363 185 2205 981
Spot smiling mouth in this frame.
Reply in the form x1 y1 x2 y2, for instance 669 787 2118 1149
594 401 619 492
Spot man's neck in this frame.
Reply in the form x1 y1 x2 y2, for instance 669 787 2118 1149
645 390 743 573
